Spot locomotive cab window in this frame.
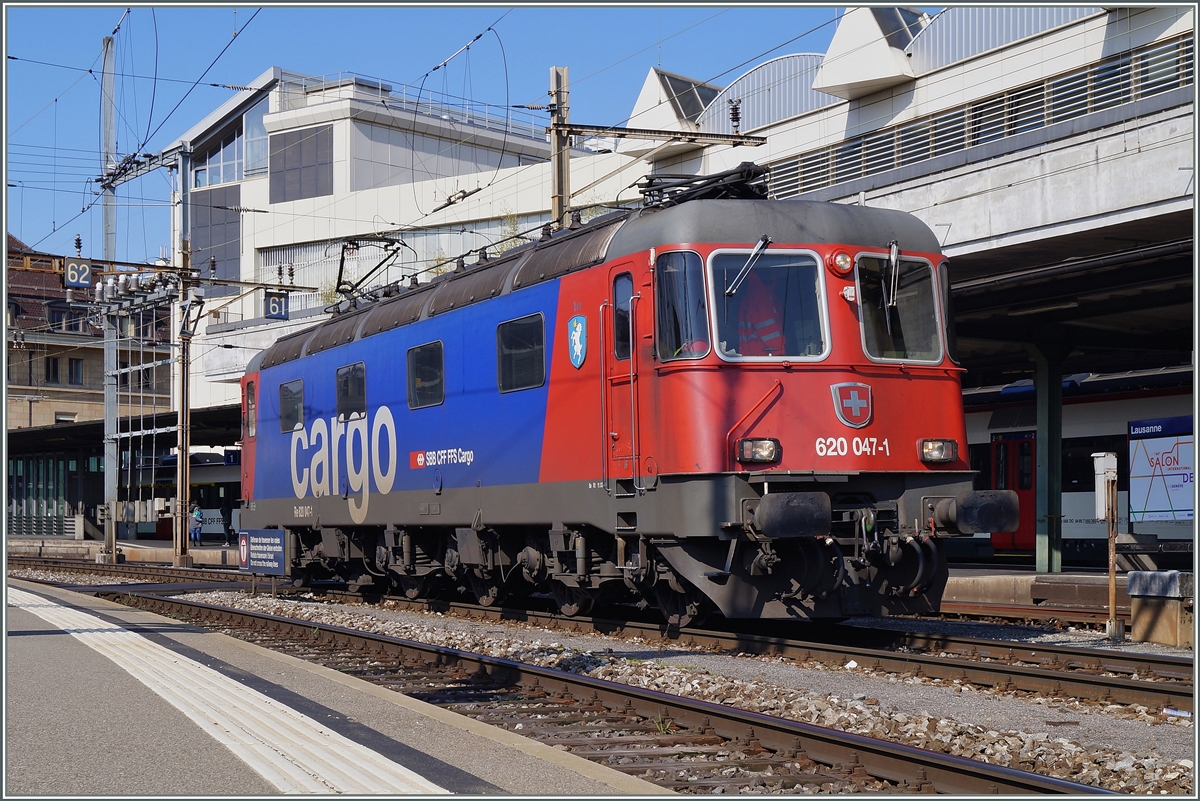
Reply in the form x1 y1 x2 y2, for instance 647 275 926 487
244 381 256 439
857 256 941 362
497 314 545 392
711 251 825 359
656 252 710 360
613 274 633 361
336 362 366 420
279 379 304 432
407 341 444 409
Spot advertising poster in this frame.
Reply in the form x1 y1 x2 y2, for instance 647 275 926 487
1128 416 1193 523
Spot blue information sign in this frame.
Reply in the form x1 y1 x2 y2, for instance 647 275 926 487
64 258 92 289
264 291 289 320
238 529 288 576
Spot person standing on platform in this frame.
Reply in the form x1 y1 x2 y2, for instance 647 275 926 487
190 503 203 546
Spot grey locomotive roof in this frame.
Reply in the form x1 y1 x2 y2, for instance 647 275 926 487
607 199 940 259
251 198 940 372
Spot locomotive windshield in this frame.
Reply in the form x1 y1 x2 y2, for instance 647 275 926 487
656 251 710 360
711 252 825 359
857 256 942 362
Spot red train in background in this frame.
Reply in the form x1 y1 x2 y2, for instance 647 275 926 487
239 164 1018 625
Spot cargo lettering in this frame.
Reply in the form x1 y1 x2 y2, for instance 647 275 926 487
288 404 400 524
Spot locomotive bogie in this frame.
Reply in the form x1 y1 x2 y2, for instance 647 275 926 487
241 194 1017 623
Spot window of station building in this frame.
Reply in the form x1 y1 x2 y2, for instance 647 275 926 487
44 357 60 384
613 274 634 361
244 381 257 439
336 362 367 420
655 253 710 361
193 129 243 189
68 358 83 386
497 314 545 392
269 125 333 204
243 96 269 177
279 379 304 432
407 341 444 409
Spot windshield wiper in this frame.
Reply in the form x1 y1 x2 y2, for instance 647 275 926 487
724 235 772 296
881 240 900 336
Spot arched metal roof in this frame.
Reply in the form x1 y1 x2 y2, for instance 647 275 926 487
696 54 837 135
906 7 1105 75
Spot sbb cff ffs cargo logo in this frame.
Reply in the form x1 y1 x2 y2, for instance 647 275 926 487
831 382 873 428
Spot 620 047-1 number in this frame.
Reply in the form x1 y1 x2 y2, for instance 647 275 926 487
815 436 889 457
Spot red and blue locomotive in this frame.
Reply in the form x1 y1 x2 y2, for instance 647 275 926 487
239 165 1017 625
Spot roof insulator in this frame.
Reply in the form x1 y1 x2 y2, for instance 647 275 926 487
454 256 466 273
409 274 419 289
540 224 553 242
569 210 582 229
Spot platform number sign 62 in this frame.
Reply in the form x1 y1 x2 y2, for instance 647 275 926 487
264 290 289 320
64 259 92 289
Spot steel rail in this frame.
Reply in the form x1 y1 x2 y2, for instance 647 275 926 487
343 594 1193 712
103 591 1114 795
16 558 1189 710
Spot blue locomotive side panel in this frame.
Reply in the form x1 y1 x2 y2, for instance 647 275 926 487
254 282 559 509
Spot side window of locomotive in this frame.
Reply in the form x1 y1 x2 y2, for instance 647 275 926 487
336 362 366 421
279 379 304 432
938 262 961 365
857 256 941 362
244 381 256 439
497 314 545 392
656 252 710 360
407 341 444 409
711 252 824 359
613 273 633 361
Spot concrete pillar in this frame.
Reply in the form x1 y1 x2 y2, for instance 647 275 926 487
1029 342 1069 573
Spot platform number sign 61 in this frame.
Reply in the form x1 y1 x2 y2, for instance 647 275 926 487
264 290 289 320
64 259 92 289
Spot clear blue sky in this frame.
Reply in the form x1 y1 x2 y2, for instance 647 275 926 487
6 4 849 264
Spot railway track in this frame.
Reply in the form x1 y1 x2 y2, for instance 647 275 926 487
11 557 1192 714
99 590 1112 795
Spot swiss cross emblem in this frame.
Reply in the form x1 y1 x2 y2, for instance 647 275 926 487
831 382 872 429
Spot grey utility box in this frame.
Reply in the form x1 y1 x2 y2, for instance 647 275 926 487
1126 571 1194 647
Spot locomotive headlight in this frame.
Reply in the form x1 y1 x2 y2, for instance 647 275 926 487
827 251 853 275
737 438 781 463
919 438 959 463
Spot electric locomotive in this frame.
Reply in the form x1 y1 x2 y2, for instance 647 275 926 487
239 164 1018 625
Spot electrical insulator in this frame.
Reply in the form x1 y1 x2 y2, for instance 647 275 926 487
117 274 129 295
287 265 295 284
541 224 553 241
95 281 104 303
569 210 582 229
277 264 284 284
409 274 419 289
74 234 82 256
209 255 217 281
728 99 742 134
105 276 116 301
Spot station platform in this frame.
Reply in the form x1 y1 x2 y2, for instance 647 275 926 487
944 566 1134 610
5 578 666 796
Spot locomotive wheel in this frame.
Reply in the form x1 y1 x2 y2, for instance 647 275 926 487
467 572 505 607
653 581 708 628
551 584 595 617
398 575 431 600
